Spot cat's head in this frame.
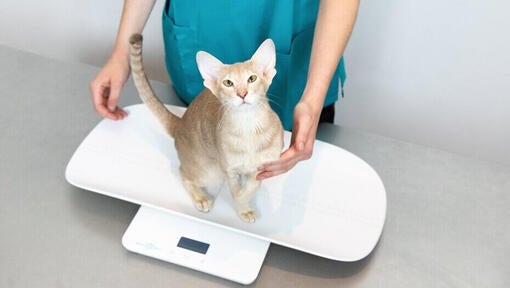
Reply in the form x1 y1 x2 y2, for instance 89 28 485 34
196 39 276 109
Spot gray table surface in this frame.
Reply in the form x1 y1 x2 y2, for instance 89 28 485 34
0 45 508 287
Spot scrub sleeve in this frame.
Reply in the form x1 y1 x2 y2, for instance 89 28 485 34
162 0 346 130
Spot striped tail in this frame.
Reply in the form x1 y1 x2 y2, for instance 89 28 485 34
129 34 179 137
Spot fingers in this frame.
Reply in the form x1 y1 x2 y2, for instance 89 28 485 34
257 122 316 180
89 55 130 120
90 81 116 120
107 81 122 112
257 160 299 180
106 81 128 119
257 145 309 180
258 101 321 180
90 79 127 120
118 108 128 118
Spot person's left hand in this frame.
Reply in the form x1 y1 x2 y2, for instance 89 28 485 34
257 100 321 180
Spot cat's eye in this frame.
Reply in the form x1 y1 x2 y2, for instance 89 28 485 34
248 75 257 83
223 79 234 87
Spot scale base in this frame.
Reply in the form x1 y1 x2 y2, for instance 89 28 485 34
122 206 270 285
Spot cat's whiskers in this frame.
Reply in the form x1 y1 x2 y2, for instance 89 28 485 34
265 93 283 110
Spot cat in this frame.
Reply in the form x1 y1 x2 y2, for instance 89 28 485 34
129 34 283 222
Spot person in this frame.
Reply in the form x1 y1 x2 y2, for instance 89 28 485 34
89 0 359 180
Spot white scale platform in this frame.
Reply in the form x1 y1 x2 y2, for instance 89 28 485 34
66 104 386 285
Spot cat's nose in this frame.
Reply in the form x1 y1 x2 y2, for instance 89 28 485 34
236 90 248 99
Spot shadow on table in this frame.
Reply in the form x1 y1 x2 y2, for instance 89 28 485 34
263 236 382 280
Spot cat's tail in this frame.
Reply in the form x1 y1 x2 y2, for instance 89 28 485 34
129 34 179 137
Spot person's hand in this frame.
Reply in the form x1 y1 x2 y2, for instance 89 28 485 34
257 100 321 180
89 55 130 120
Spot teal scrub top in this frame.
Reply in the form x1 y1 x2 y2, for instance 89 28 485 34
162 0 346 130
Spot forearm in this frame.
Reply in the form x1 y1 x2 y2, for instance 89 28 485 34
301 0 359 113
111 0 157 61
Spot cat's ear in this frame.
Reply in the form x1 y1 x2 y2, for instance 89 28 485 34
196 51 224 90
251 39 277 85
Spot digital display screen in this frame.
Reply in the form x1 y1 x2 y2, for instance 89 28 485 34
177 237 210 254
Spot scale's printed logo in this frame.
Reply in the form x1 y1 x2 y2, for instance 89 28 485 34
136 242 160 251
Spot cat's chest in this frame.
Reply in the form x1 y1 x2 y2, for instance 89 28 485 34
221 129 270 153
219 126 281 172
217 110 282 170
220 112 269 149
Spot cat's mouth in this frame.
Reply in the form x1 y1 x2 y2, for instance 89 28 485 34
236 101 254 110
237 99 251 106
231 97 255 108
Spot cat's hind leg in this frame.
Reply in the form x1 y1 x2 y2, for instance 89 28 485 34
182 178 213 212
180 168 213 213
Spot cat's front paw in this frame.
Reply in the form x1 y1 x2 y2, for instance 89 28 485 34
192 195 213 213
238 207 257 223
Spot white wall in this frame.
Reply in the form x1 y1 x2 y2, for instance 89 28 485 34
1 0 509 164
0 0 168 82
339 0 510 165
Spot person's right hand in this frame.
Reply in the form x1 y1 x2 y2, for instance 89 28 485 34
89 55 130 120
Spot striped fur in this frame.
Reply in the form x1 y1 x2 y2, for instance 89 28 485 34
129 34 180 136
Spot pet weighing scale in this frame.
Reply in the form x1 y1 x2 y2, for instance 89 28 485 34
65 104 386 285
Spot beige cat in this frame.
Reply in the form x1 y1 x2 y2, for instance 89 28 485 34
129 34 283 222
